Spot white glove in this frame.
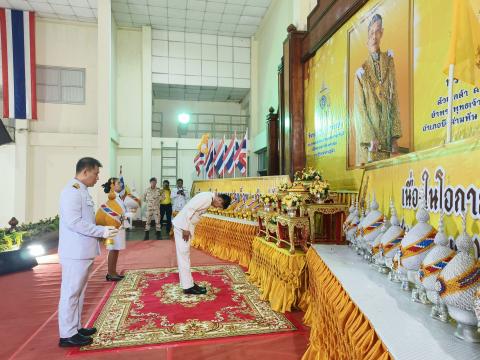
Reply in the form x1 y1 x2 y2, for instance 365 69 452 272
103 226 119 239
123 213 132 229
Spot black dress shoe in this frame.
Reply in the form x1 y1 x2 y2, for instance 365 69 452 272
106 274 123 281
144 231 149 240
78 327 97 336
59 333 93 347
193 283 206 292
183 284 207 295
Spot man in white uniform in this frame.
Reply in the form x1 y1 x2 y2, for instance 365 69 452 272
58 157 118 347
171 178 189 213
172 192 230 294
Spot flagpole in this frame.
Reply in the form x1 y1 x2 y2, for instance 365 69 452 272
203 141 206 180
446 64 455 144
245 127 248 177
222 134 225 179
213 138 217 179
233 130 237 179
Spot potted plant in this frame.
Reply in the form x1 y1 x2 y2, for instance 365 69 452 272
309 180 330 204
277 182 291 196
283 194 301 217
294 167 323 186
261 194 277 212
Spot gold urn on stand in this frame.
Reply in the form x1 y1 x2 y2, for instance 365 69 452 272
285 182 309 217
276 182 291 210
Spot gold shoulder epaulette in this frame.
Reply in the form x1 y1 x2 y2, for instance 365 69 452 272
72 183 80 189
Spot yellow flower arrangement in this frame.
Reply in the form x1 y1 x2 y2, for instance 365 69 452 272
309 180 330 196
261 194 277 204
278 182 291 191
294 167 323 181
283 194 300 208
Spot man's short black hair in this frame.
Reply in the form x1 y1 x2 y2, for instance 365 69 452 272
76 157 102 174
150 177 157 182
219 194 231 209
163 179 170 185
177 178 183 183
368 13 383 31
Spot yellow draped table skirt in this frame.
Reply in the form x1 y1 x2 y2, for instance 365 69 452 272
248 236 307 313
302 248 392 360
192 216 258 268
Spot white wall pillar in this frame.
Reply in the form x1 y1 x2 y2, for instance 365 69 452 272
110 14 118 176
14 120 29 223
293 0 316 31
141 26 152 193
250 37 259 176
97 0 113 181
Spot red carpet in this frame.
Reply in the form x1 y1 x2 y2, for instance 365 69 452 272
0 239 309 360
76 265 297 353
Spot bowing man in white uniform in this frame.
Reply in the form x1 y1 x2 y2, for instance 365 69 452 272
171 192 230 295
58 158 118 347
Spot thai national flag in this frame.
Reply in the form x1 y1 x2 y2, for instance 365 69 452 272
194 152 205 175
118 167 126 197
214 137 226 175
205 140 216 178
0 9 37 120
234 131 248 175
224 134 237 175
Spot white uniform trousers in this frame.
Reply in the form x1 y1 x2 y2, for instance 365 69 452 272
58 258 93 338
173 226 194 289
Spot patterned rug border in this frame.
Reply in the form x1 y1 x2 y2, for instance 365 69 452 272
69 264 302 355
68 320 304 356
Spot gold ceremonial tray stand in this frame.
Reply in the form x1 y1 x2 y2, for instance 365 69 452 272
306 204 349 244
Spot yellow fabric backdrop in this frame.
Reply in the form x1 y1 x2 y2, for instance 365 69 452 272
304 0 480 188
302 248 392 360
248 237 308 313
362 137 480 238
192 216 258 268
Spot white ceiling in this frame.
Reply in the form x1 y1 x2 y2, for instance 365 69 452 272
0 0 98 23
112 0 271 37
0 0 272 37
153 83 249 102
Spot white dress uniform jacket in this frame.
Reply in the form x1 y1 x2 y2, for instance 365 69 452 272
172 192 214 289
172 192 213 232
58 178 106 338
59 179 105 259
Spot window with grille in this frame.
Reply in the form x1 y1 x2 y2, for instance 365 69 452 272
256 147 267 176
182 113 248 139
152 111 163 137
36 65 85 104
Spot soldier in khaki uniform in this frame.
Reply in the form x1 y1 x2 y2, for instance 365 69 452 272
353 13 402 165
143 177 164 240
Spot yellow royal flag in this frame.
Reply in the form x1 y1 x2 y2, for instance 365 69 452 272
444 0 480 87
197 133 210 155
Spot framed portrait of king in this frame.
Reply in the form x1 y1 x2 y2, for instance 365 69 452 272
347 0 413 168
